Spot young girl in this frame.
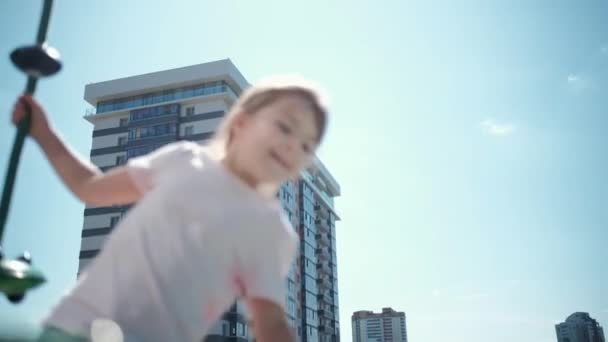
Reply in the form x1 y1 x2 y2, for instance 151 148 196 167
11 76 328 342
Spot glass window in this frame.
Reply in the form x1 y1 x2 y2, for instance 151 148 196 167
115 155 126 165
128 123 176 141
305 275 317 292
163 90 174 102
130 104 179 122
110 216 120 226
96 81 233 113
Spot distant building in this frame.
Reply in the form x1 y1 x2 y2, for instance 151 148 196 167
555 312 605 342
352 308 407 342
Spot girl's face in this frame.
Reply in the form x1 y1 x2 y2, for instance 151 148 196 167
228 94 320 186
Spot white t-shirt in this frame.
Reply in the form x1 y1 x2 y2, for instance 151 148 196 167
44 141 299 342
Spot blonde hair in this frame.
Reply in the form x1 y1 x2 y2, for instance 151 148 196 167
206 75 329 161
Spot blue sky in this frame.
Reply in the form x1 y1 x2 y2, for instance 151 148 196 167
1 1 607 341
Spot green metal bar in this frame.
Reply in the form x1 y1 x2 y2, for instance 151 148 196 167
35 0 54 45
0 0 54 244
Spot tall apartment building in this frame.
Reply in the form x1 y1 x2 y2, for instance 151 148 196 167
79 59 341 342
555 312 605 342
352 308 407 342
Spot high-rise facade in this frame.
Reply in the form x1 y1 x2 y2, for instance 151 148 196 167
352 308 407 342
79 59 340 342
556 312 605 342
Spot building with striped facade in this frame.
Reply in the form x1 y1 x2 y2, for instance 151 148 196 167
79 59 341 342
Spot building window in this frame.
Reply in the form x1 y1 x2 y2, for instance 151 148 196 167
110 216 120 227
185 126 193 136
237 322 245 337
186 106 195 116
288 299 296 317
116 155 126 165
119 118 128 127
97 81 229 114
117 136 126 146
128 123 177 141
129 103 179 122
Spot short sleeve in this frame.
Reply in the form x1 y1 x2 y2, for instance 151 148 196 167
239 214 298 308
126 141 199 193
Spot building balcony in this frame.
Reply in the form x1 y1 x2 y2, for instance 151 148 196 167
128 103 180 125
316 273 331 289
87 80 235 117
312 175 328 192
317 276 331 291
317 311 335 325
317 261 331 275
318 322 335 337
318 327 339 341
315 204 329 220
316 278 328 291
316 233 330 247
316 247 330 261
315 217 330 233
317 290 333 305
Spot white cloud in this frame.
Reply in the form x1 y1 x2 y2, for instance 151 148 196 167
432 289 441 298
480 119 515 137
566 73 591 92
567 74 581 83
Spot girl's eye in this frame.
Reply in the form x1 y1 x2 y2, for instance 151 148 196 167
277 121 292 135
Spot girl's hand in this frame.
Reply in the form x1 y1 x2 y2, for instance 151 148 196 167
11 94 52 141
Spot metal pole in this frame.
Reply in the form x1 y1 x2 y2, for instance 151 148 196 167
0 0 54 243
